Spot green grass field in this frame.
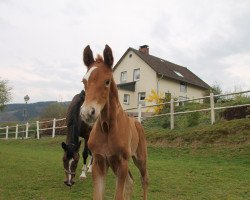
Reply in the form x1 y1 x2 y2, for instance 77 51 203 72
0 119 250 199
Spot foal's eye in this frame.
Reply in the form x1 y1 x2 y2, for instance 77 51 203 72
105 80 110 86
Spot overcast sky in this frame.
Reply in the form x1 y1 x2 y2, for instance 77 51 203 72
1 0 250 103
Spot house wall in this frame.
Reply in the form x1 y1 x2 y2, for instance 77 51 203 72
113 50 207 113
158 78 206 101
113 50 157 111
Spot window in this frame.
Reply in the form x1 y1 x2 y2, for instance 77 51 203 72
133 68 140 81
180 82 187 93
138 92 146 106
120 71 127 83
123 94 130 105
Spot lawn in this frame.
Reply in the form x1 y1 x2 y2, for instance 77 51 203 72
0 136 249 200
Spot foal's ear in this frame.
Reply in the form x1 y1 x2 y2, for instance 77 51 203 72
83 45 94 68
61 142 67 151
103 44 114 68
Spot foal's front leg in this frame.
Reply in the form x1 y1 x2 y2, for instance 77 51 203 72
92 154 108 200
110 156 129 200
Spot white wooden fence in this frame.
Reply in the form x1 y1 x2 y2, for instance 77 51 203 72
126 90 250 129
0 118 67 140
0 91 249 139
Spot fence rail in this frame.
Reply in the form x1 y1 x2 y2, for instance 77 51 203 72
0 90 249 139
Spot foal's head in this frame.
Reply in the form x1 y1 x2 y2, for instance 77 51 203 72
80 45 114 125
61 141 81 186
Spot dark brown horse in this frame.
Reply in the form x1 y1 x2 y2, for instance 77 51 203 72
61 90 93 186
80 45 148 199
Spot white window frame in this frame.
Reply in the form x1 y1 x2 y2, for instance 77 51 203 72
180 82 187 93
123 94 130 105
138 92 146 106
120 71 127 83
133 68 140 81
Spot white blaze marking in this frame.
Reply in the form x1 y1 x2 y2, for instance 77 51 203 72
68 158 73 181
83 66 97 81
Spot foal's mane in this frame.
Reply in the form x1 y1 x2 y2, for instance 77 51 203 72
95 54 103 63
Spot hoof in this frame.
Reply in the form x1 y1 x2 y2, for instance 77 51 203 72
79 175 86 181
79 172 87 180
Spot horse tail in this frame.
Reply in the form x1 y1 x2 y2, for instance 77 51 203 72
134 120 147 145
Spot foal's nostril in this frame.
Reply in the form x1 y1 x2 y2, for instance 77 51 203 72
64 181 72 187
90 107 95 116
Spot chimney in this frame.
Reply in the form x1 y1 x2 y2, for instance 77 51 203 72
139 45 149 55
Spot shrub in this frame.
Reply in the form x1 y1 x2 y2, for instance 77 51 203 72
220 106 250 120
187 112 201 127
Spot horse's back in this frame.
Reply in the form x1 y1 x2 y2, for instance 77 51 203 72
66 91 90 139
66 93 82 126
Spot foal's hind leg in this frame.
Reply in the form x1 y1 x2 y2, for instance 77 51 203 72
109 155 130 200
134 121 149 200
80 140 88 180
124 170 134 200
132 155 148 200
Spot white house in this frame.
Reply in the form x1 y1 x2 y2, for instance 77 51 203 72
113 45 210 112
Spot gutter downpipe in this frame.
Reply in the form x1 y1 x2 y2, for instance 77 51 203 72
157 73 164 95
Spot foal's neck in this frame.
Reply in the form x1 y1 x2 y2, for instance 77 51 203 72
100 77 121 132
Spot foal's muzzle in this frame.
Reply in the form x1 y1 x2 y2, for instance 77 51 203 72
80 105 98 125
64 180 75 187
64 170 76 187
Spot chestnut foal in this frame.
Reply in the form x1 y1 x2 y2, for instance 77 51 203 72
80 45 148 200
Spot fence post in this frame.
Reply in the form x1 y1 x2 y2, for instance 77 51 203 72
138 104 142 123
52 118 56 138
5 126 9 139
210 93 215 124
170 99 174 130
15 124 18 139
36 121 40 139
25 122 29 139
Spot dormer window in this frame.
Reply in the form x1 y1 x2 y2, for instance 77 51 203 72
120 71 127 83
174 71 184 77
133 68 140 81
